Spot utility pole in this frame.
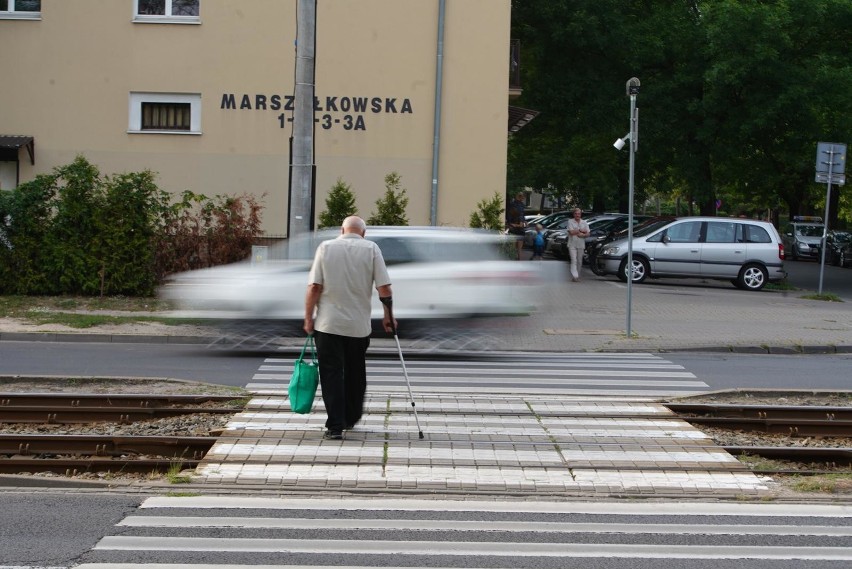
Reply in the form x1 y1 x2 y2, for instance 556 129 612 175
613 78 640 338
289 0 317 252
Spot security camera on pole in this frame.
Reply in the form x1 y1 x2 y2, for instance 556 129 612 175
613 78 640 338
815 142 847 295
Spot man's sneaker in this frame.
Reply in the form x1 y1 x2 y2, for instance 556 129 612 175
323 430 343 440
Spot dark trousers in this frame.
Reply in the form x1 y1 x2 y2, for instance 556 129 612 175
314 330 370 431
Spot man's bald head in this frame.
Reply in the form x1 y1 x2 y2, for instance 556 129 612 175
341 216 367 235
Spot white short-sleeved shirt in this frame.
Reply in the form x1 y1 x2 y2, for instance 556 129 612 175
567 218 589 248
308 233 391 338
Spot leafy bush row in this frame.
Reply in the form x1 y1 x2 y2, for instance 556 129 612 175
0 156 263 296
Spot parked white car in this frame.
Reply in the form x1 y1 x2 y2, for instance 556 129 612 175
159 227 541 337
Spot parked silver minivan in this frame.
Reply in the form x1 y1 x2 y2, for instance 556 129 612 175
598 217 786 291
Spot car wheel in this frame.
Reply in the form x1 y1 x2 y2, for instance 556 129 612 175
789 246 798 261
618 257 648 283
737 263 768 291
841 250 848 268
590 254 606 276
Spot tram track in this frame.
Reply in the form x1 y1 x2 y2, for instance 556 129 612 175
1 395 850 477
0 393 245 423
0 392 241 475
665 403 852 437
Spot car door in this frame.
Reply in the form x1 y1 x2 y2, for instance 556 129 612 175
700 221 742 277
651 220 703 276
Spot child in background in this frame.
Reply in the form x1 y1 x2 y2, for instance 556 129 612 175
531 224 545 260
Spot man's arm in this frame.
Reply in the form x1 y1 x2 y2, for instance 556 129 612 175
377 284 396 333
568 220 580 236
304 283 322 334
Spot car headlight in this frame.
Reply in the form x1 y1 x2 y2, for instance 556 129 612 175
797 242 809 250
602 246 620 256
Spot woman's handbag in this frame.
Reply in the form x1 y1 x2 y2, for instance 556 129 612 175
288 335 319 414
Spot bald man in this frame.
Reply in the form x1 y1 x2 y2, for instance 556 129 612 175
304 216 394 440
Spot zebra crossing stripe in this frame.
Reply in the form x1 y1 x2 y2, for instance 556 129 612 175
92 536 852 559
117 516 852 536
260 365 695 377
138 497 852 517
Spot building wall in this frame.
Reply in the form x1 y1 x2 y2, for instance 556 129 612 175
0 0 509 236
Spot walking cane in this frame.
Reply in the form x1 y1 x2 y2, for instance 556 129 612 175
380 296 425 439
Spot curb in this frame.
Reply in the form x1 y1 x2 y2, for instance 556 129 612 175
3 330 851 355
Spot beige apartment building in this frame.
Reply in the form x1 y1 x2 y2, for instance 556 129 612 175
0 0 528 237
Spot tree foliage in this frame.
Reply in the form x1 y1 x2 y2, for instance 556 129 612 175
318 178 358 229
510 0 852 227
368 172 410 226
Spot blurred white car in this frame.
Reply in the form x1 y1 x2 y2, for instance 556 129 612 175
159 226 541 338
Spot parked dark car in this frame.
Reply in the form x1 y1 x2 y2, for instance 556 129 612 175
581 215 652 262
542 214 617 258
522 210 573 248
825 230 852 267
548 215 652 261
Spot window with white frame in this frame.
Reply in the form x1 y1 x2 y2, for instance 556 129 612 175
129 93 201 134
134 0 199 23
0 0 41 19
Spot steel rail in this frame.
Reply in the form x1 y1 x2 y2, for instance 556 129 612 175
666 403 852 421
0 393 245 407
0 406 238 424
0 434 216 458
0 456 202 475
676 417 852 437
723 446 852 465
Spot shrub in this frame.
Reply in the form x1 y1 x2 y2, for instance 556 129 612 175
0 156 265 296
469 192 505 230
368 172 409 226
318 178 358 229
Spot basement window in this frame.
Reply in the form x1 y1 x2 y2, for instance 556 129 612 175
129 93 201 134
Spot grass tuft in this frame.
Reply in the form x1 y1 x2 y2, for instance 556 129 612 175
800 293 843 302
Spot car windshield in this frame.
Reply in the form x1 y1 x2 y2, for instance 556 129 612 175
536 211 571 227
632 218 676 238
796 225 824 237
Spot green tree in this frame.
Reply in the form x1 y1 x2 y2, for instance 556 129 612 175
701 0 852 224
368 172 409 226
469 192 505 230
318 178 358 228
509 0 851 225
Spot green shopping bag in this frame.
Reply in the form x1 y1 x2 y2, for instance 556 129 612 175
288 335 319 414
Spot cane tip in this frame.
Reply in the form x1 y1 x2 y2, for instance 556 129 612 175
418 431 425 439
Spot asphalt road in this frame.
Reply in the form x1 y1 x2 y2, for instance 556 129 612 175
2 341 852 394
784 257 852 299
2 493 851 568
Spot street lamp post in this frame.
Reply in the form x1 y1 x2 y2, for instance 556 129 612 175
613 78 640 338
